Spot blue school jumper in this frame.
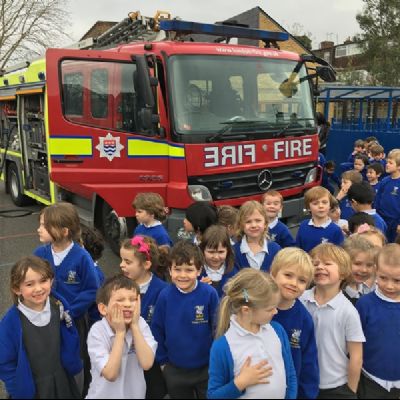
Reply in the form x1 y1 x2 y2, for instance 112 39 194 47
362 210 387 236
34 243 100 319
151 282 219 369
268 220 296 248
207 321 297 399
134 223 173 246
273 299 319 399
233 239 281 272
296 219 344 253
356 291 400 381
198 267 238 298
0 295 82 399
339 196 355 221
375 176 400 242
141 274 169 324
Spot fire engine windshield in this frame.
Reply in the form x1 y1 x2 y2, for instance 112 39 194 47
169 55 315 142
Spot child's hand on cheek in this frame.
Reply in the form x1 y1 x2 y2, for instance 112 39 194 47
110 304 126 335
130 294 141 329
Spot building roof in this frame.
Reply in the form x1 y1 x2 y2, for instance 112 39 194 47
80 21 117 41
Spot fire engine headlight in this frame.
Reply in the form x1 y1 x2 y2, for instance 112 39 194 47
304 167 318 185
188 185 213 202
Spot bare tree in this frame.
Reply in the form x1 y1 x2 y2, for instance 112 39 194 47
0 0 71 70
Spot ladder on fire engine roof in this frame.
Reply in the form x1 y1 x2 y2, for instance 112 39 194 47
77 10 289 50
89 11 170 49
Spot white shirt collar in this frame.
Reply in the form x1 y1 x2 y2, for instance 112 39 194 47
302 287 343 309
240 236 269 255
308 218 332 228
268 218 279 229
17 297 51 327
363 209 376 216
143 221 162 228
375 287 400 303
204 263 226 281
139 274 153 295
230 314 269 337
51 241 74 266
176 279 198 294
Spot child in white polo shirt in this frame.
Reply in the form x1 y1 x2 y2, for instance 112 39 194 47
86 275 157 399
301 243 365 399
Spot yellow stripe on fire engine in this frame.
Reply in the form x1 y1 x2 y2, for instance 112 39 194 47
127 138 185 159
49 137 93 156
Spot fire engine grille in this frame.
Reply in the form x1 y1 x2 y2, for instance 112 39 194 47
188 162 316 201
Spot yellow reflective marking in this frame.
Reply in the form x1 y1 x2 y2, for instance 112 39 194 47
0 149 22 158
49 137 92 156
127 139 184 158
24 190 52 205
0 95 16 101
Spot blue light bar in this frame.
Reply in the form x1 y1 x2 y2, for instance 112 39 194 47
159 20 289 42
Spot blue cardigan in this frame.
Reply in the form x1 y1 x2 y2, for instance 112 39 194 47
208 321 297 399
0 295 82 399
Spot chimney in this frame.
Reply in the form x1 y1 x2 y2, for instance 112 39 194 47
344 37 352 44
320 41 334 49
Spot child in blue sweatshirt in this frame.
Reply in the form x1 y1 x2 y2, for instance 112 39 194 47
336 170 363 221
296 186 344 252
375 149 400 242
271 248 319 399
198 224 238 298
356 244 400 398
151 240 219 399
262 190 296 248
0 256 82 399
208 268 297 399
234 200 281 272
120 235 169 399
133 192 172 247
34 202 100 396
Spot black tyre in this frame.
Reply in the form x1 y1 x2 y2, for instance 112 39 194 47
101 201 136 255
7 163 33 206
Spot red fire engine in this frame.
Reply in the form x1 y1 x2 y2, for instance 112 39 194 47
0 12 335 251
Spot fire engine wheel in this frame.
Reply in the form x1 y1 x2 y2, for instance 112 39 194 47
7 163 33 207
101 202 135 255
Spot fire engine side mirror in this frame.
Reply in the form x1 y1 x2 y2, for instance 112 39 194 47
316 66 336 83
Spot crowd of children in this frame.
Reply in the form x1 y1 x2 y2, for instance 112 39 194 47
1 137 400 399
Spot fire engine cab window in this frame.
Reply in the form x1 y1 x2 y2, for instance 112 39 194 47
63 72 83 116
169 55 315 141
91 69 108 119
61 60 138 133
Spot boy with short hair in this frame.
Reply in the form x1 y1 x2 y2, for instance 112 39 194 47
301 244 365 399
151 240 219 399
366 163 384 195
322 160 341 195
86 275 157 399
336 170 363 220
132 192 172 247
261 190 296 247
375 149 400 242
271 247 319 399
347 181 387 236
296 186 344 252
354 154 369 181
356 244 400 398
369 144 386 168
329 197 349 234
348 139 365 164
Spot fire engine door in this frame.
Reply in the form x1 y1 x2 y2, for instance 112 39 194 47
46 49 167 208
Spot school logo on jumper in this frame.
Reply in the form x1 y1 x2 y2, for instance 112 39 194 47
146 305 155 323
66 270 77 284
321 237 329 244
193 305 207 324
391 186 399 196
290 329 301 349
270 233 277 242
96 133 124 162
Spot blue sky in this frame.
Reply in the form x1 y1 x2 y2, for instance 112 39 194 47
65 0 364 49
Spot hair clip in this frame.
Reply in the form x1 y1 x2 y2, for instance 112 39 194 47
131 236 151 261
242 288 250 303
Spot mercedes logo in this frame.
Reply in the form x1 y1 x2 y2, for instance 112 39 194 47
257 169 273 191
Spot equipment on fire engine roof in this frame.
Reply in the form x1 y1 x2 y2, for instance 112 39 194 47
89 10 290 50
